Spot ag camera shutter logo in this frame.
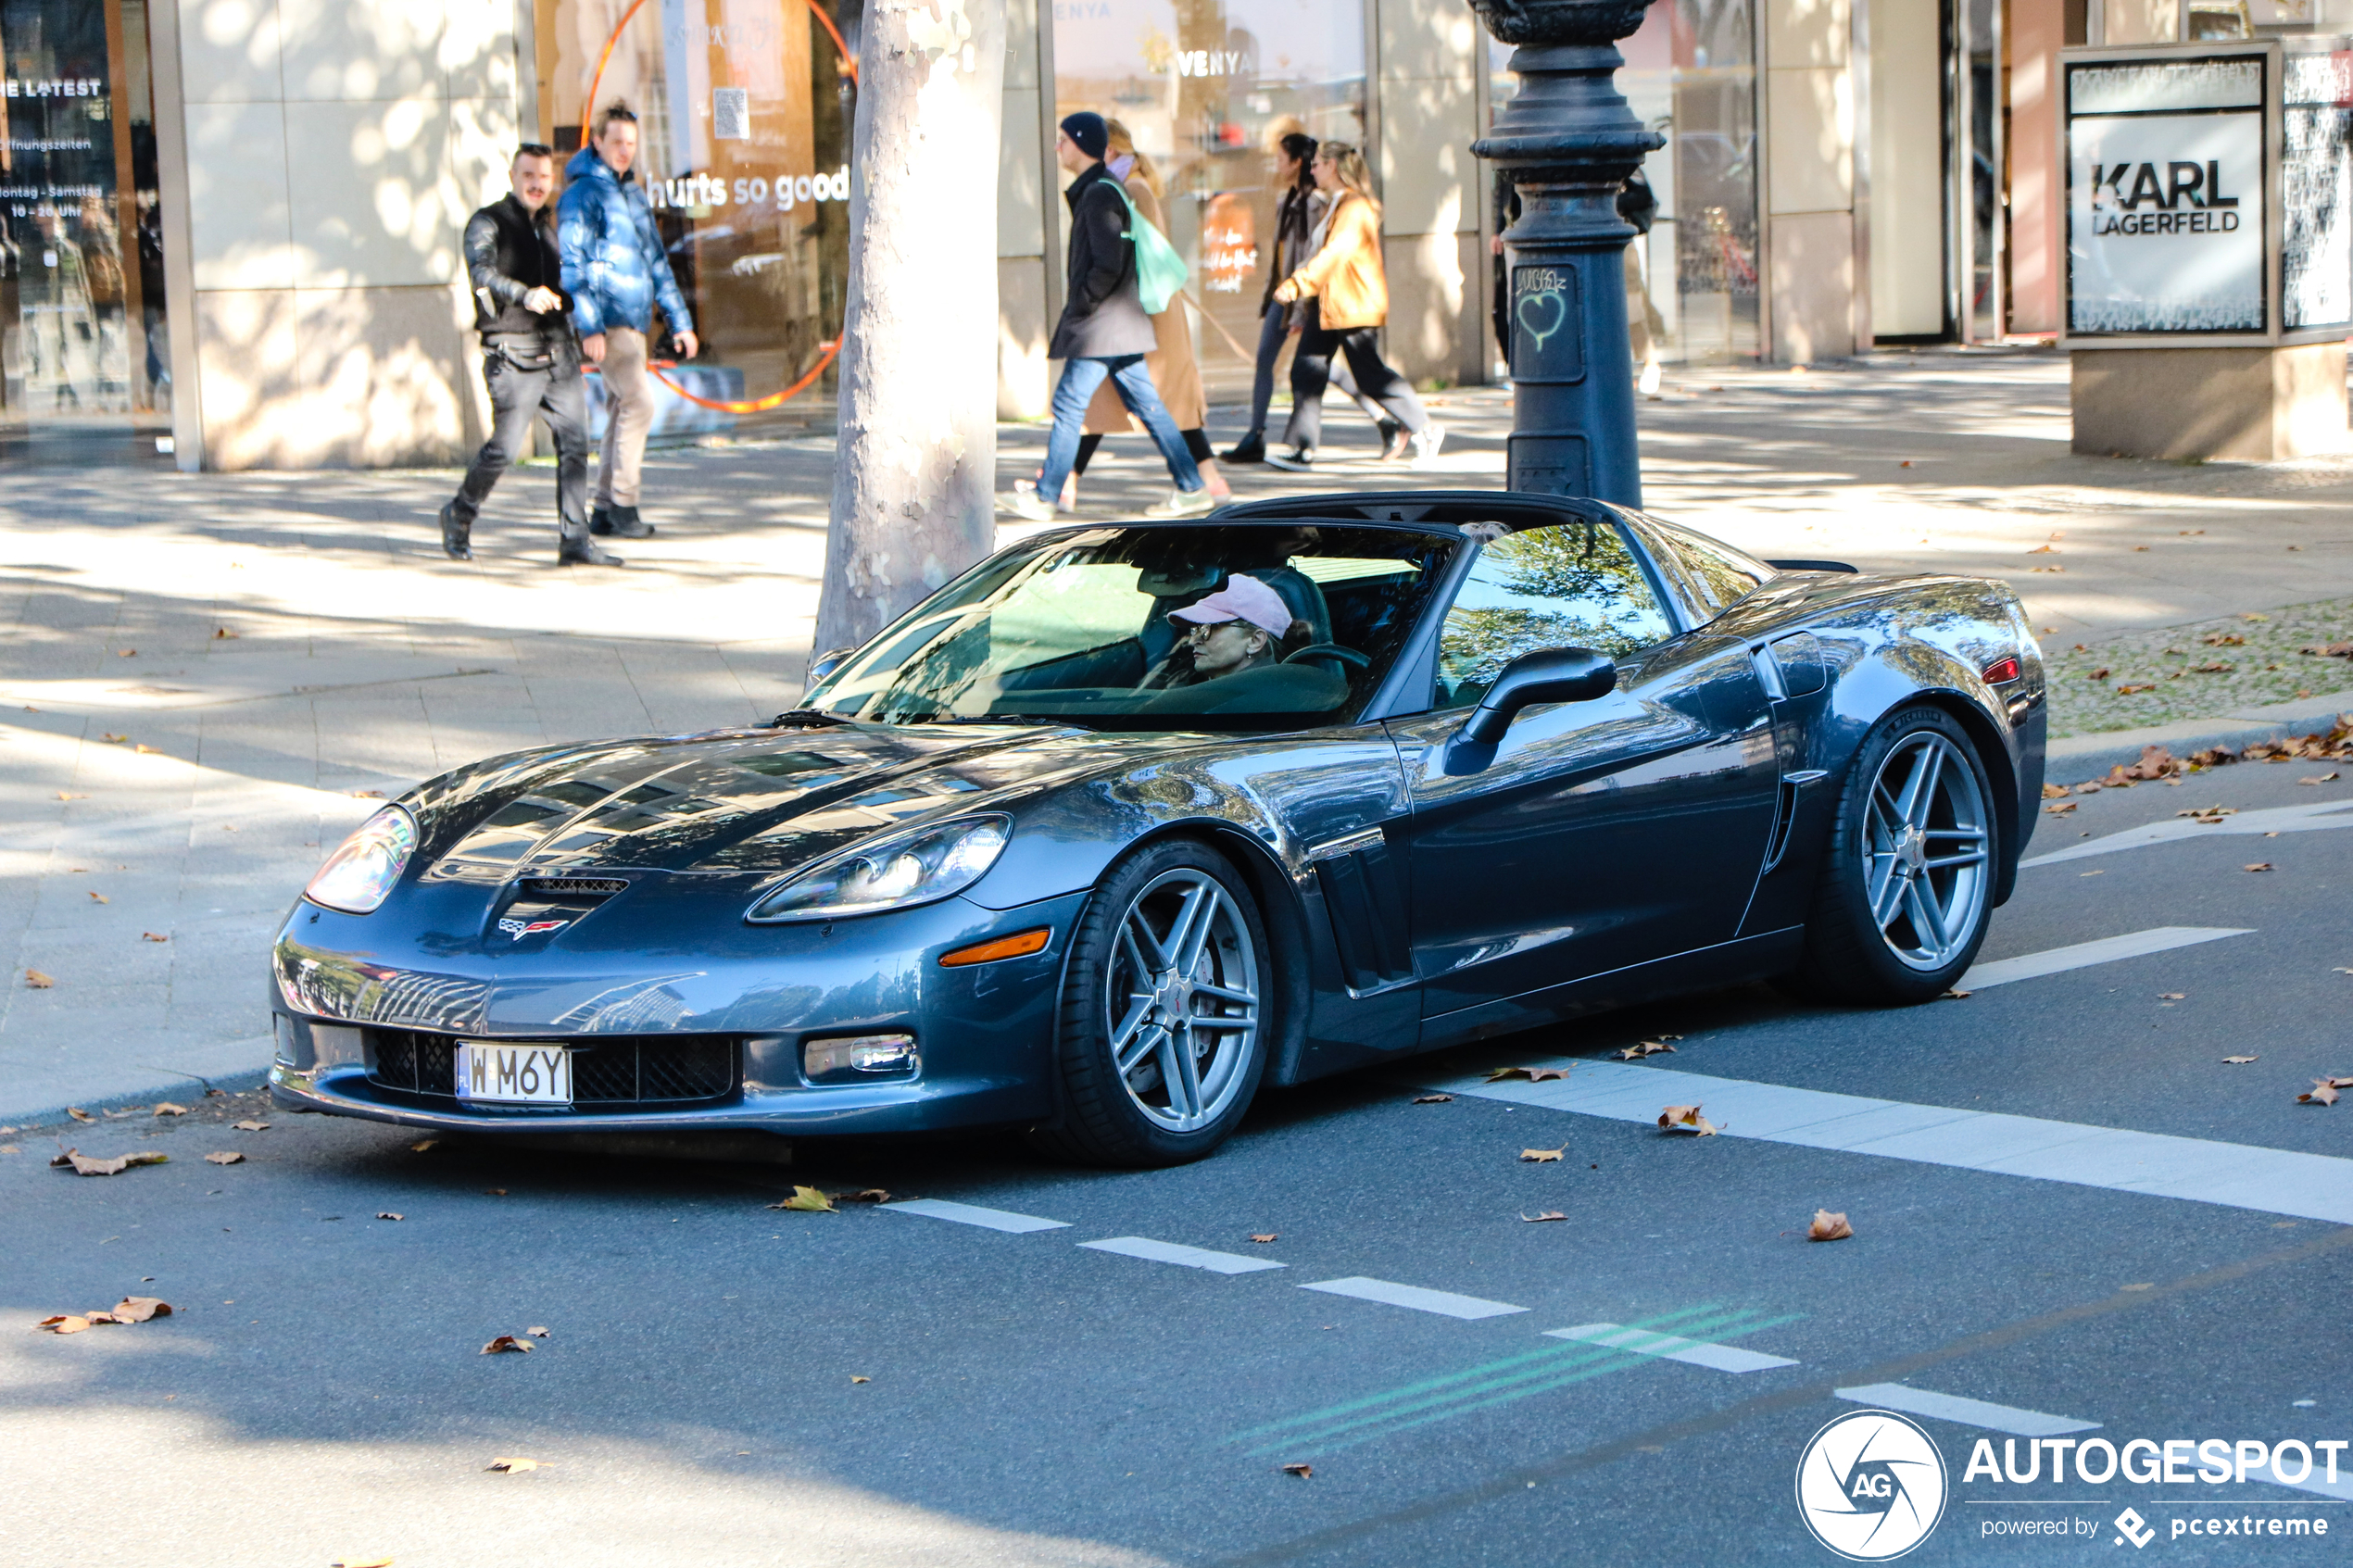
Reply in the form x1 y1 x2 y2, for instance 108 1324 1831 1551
1795 1409 1949 1560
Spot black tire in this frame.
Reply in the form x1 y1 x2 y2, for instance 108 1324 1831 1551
1784 706 2000 1006
1027 837 1273 1168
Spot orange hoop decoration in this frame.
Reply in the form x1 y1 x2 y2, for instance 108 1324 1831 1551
581 0 858 416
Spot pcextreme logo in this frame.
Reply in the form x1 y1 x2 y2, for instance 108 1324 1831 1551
1796 1410 1951 1561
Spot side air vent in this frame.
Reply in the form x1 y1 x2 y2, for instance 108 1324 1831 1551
1310 831 1414 991
520 877 629 897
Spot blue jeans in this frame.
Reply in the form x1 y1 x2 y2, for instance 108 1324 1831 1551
1038 355 1201 499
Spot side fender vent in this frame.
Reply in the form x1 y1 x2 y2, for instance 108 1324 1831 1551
1312 834 1414 991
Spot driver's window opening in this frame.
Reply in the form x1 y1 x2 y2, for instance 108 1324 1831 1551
803 527 1456 730
1435 521 1675 710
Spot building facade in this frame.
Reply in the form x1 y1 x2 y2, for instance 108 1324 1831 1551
6 0 2347 470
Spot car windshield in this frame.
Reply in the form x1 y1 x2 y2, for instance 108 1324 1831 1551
802 524 1458 731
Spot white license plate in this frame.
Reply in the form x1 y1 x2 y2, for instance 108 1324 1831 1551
454 1042 573 1105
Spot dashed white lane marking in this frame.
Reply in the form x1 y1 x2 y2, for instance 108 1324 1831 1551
1427 1060 2353 1224
1836 1384 2101 1436
1300 1277 1529 1320
1080 1236 1287 1274
882 1198 1071 1234
1546 1323 1798 1373
1957 925 2252 989
2022 797 2353 868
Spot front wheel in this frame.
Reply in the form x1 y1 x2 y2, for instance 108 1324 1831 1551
1027 838 1272 1168
1786 707 1999 1005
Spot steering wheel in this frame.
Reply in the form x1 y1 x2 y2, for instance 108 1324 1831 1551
1282 642 1370 671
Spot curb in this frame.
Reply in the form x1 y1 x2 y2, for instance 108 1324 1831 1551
2 1061 273 1132
2048 685 2353 780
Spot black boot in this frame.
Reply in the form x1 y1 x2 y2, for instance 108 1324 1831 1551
559 526 623 567
604 503 656 539
1221 431 1267 464
589 504 615 536
439 501 472 560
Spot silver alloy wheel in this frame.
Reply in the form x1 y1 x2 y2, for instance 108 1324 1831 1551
1105 867 1261 1134
1861 731 1992 972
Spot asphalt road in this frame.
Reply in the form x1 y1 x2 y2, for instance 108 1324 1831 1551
6 759 2351 1567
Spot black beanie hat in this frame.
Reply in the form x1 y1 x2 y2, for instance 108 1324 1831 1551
1060 112 1109 161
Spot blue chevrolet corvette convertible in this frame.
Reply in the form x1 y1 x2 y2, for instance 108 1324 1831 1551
270 492 2045 1166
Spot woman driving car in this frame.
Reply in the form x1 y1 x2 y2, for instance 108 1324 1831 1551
1158 575 1310 685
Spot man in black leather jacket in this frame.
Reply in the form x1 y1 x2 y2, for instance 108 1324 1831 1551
438 144 616 567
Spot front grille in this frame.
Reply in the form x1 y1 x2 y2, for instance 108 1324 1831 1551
366 1029 737 1109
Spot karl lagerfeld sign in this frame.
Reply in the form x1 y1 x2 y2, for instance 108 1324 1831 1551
2067 55 2266 334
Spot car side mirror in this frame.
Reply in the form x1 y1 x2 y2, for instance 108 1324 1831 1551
803 646 858 693
1454 647 1617 746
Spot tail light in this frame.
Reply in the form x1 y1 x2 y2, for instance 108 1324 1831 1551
1982 656 2021 684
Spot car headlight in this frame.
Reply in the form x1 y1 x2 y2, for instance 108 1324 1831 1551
747 815 1011 922
304 806 419 915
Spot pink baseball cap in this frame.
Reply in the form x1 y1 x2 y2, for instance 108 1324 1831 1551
1169 574 1292 637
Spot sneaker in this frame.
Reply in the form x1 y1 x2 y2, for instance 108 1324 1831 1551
999 483 1058 522
605 504 656 539
1143 486 1217 519
1411 422 1447 468
438 501 472 561
1378 420 1409 461
1264 445 1315 472
1638 359 1663 398
1220 431 1267 464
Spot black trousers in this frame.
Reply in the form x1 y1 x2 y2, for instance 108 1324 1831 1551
452 343 590 533
1281 321 1426 451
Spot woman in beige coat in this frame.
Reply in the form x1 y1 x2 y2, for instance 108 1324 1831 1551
1055 121 1230 508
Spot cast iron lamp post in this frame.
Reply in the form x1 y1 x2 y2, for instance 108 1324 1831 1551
1470 0 1664 507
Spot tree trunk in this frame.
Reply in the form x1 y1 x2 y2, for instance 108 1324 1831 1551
815 0 1008 659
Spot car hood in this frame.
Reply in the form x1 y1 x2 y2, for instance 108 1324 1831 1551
407 721 1171 884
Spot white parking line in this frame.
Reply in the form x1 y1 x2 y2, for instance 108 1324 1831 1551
2022 797 2353 868
1957 925 2251 989
882 1198 1071 1234
1300 1277 1529 1320
1079 1236 1287 1274
1545 1323 1798 1373
1836 1383 2101 1436
1425 1060 2353 1224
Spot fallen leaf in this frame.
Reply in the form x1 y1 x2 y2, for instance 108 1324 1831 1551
39 1315 92 1335
481 1335 534 1354
409 1138 438 1153
2027 544 2056 554
2192 661 2234 674
2086 666 2110 681
2299 1080 2340 1106
2040 783 2070 799
2222 1056 2258 1064
233 1119 269 1132
100 733 126 744
204 1151 245 1165
1486 1064 1569 1082
483 1188 506 1197
49 1148 168 1176
66 1107 92 1122
1657 1105 1719 1135
2179 806 2234 821
1520 1147 1565 1162
2244 862 2274 872
485 1457 545 1473
117 649 135 659
772 1185 837 1212
2205 633 2246 646
57 791 84 800
86 891 108 904
1808 1210 1855 1242
111 1297 171 1322
527 1326 550 1337
153 1102 187 1117
134 744 159 755
1250 1234 1278 1244
2117 683 2155 695
1280 1463 1313 1479
350 788 386 799
2301 773 2341 784
849 1374 871 1384
2158 993 2185 1001
2044 800 2078 815
1412 1093 1453 1104
141 932 168 942
213 626 238 639
376 1211 404 1222
1941 988 1971 1000
25 970 55 990
1520 1210 1568 1223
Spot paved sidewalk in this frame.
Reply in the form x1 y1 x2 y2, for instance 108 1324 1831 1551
5 348 2349 1122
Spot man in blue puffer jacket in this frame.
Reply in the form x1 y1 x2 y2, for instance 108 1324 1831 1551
559 102 698 540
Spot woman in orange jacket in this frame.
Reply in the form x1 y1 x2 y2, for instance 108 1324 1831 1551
1267 143 1443 472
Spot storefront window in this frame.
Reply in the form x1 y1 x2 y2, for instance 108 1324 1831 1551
1053 0 1367 401
1487 0 1757 364
1 0 170 457
535 0 860 437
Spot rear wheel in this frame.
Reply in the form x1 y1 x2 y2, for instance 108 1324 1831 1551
1027 838 1271 1168
1786 707 1998 1005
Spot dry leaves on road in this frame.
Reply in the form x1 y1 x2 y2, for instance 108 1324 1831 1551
1250 1234 1278 1244
2244 863 2274 873
1280 1463 1313 1479
24 970 54 989
2302 773 2342 784
484 1457 546 1473
1413 1094 1453 1104
38 1298 172 1334
2117 683 2155 695
1614 1039 1678 1060
2180 806 2235 822
204 1151 245 1165
49 1148 168 1176
770 1185 837 1212
376 1212 404 1222
1808 1210 1855 1242
150 1102 190 1118
86 891 107 904
2223 1056 2259 1065
1658 1105 1721 1136
100 733 126 744
1520 1147 1565 1162
2043 800 2078 816
233 1120 270 1132
481 1336 534 1355
66 1107 92 1122
2298 1077 2353 1106
1520 1210 1568 1223
142 932 168 942
1486 1064 1569 1083
2193 661 2236 674
850 1375 872 1384
1941 989 1971 1001
2040 783 2070 799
